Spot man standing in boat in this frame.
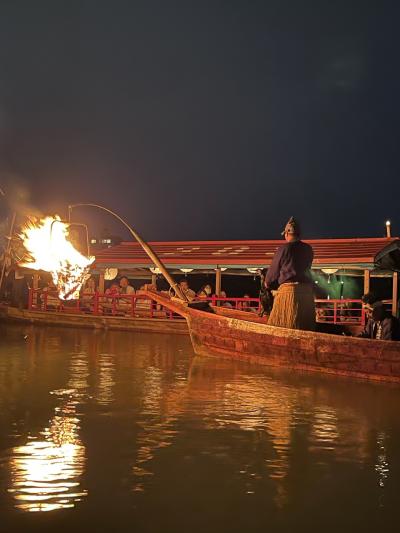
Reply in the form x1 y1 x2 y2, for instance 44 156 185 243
265 217 315 331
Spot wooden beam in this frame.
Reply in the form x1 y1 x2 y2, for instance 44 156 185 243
215 268 222 297
363 270 370 295
393 272 398 317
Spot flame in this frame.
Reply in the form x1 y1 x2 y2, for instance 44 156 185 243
19 216 94 300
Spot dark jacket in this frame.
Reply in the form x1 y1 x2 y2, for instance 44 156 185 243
265 240 313 289
359 314 400 341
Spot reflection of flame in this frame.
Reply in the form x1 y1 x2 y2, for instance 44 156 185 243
311 406 339 450
95 353 116 405
8 407 86 512
19 216 94 300
9 435 85 512
7 353 89 513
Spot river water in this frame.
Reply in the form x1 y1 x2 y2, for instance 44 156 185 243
0 323 399 532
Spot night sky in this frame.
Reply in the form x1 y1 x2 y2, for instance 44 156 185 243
0 1 399 241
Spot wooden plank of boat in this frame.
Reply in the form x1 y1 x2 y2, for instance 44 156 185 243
0 305 188 335
145 291 400 383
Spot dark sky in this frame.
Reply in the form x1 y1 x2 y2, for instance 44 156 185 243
0 1 399 241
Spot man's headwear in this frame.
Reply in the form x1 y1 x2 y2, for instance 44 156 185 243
281 216 300 236
361 292 380 306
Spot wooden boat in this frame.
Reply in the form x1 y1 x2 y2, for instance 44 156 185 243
0 304 188 335
145 291 400 384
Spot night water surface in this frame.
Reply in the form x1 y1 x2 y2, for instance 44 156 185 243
0 324 399 532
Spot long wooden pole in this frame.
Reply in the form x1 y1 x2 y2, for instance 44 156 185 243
68 203 187 302
393 272 398 317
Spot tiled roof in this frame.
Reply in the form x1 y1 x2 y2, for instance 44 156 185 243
93 237 399 270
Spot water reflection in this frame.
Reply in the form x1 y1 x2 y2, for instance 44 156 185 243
310 406 339 451
133 362 184 491
1 324 399 526
8 416 85 511
129 354 392 508
95 353 116 405
375 431 389 489
7 351 88 512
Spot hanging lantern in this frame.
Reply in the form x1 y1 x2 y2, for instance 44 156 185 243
321 268 339 275
104 268 118 281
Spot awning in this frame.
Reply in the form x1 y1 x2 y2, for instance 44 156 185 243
375 240 400 272
94 237 399 272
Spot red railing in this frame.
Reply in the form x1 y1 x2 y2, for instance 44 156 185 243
315 299 366 325
315 299 394 326
27 289 393 327
28 289 177 320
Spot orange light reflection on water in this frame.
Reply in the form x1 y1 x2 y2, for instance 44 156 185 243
7 352 89 512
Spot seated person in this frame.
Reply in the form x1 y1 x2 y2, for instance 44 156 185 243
81 277 96 310
105 282 120 298
178 279 196 302
197 284 213 299
135 284 154 314
219 290 233 308
358 293 400 341
316 307 326 321
117 276 135 313
136 284 167 315
101 282 120 313
238 294 253 312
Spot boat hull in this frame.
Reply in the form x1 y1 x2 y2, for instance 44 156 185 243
146 292 400 383
0 305 188 335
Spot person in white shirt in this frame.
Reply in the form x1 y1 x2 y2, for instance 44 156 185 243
118 277 135 313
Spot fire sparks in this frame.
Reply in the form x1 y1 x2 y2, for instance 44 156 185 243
19 216 94 300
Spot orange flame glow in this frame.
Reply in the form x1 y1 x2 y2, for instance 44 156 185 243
19 216 94 300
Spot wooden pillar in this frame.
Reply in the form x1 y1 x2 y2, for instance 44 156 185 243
215 268 222 296
32 273 39 308
151 273 157 286
98 272 105 293
393 271 398 317
33 273 39 290
363 270 370 296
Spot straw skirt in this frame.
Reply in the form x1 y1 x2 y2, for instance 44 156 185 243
268 283 316 331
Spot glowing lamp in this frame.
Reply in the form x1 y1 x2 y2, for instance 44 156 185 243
150 267 161 274
104 268 118 281
180 268 193 273
321 268 339 275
